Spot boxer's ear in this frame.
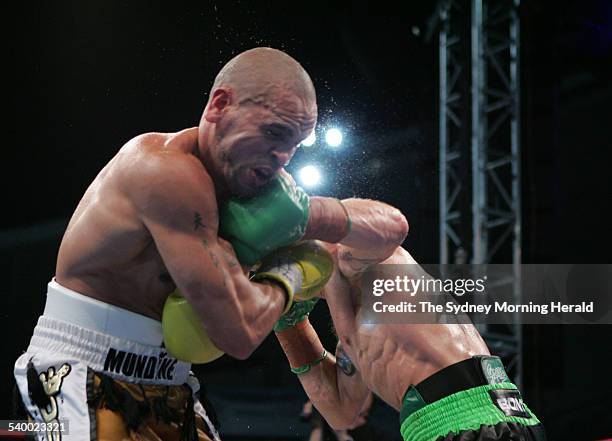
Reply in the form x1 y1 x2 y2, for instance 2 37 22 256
205 87 234 123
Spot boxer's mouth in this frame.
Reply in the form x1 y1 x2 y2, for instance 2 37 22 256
250 166 273 186
253 166 273 181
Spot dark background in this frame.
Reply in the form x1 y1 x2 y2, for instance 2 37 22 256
3 1 612 440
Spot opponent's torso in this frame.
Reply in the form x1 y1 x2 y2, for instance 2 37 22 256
324 246 490 410
56 129 201 320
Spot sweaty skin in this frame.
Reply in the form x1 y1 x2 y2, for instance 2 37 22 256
55 47 318 360
278 239 489 429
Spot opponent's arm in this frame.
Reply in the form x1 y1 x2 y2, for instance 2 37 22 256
131 152 287 360
304 197 408 278
219 170 407 273
275 318 370 429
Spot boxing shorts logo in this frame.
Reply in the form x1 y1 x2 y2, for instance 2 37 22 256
103 348 178 380
488 389 531 418
481 356 510 384
35 363 72 441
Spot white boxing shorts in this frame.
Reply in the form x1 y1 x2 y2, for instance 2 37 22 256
13 279 221 441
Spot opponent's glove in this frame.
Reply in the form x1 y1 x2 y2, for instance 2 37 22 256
162 290 225 364
273 298 320 332
219 171 310 266
219 171 351 266
252 240 334 310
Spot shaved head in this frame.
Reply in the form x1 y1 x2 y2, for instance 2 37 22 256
199 47 318 198
210 47 317 114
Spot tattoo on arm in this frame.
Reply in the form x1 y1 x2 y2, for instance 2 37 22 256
222 250 240 268
340 250 382 275
336 344 356 376
210 252 220 268
194 212 206 230
200 240 224 284
341 251 380 265
196 223 236 286
200 238 239 270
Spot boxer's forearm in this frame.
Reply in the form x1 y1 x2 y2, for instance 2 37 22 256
330 199 408 278
188 253 287 360
275 320 368 429
233 280 288 355
275 320 326 371
339 198 408 253
302 197 352 243
186 236 299 360
303 197 407 253
299 355 370 429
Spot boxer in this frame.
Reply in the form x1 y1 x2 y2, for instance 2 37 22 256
276 239 546 440
13 47 406 440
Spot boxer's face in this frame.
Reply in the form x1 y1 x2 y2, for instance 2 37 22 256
204 86 317 198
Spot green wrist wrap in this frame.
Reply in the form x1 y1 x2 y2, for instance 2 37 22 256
274 298 320 332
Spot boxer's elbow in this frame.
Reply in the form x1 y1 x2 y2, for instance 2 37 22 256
209 325 258 360
309 387 362 430
326 406 362 431
306 402 355 430
232 331 259 360
227 343 256 360
386 208 409 246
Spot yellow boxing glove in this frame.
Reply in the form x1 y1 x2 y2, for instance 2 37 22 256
162 290 225 364
252 240 334 304
162 241 333 363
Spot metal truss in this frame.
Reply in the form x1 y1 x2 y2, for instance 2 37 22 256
439 0 471 265
439 0 522 387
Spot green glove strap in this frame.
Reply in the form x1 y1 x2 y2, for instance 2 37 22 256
274 298 320 332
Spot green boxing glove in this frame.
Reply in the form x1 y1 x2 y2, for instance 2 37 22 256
219 172 310 266
274 298 320 332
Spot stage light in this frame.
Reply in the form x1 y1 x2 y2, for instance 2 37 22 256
301 131 316 147
325 128 343 147
298 165 321 188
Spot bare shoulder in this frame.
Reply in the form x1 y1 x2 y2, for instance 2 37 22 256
117 130 216 221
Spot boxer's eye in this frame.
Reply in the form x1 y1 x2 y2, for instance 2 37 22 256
263 127 285 141
261 123 294 141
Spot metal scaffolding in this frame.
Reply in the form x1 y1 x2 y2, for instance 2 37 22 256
439 0 522 387
439 0 471 266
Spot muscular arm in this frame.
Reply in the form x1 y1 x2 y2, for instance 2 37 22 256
313 198 409 279
131 151 286 359
275 320 370 429
276 169 406 276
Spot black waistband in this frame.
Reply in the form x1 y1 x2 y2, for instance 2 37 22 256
414 355 509 404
